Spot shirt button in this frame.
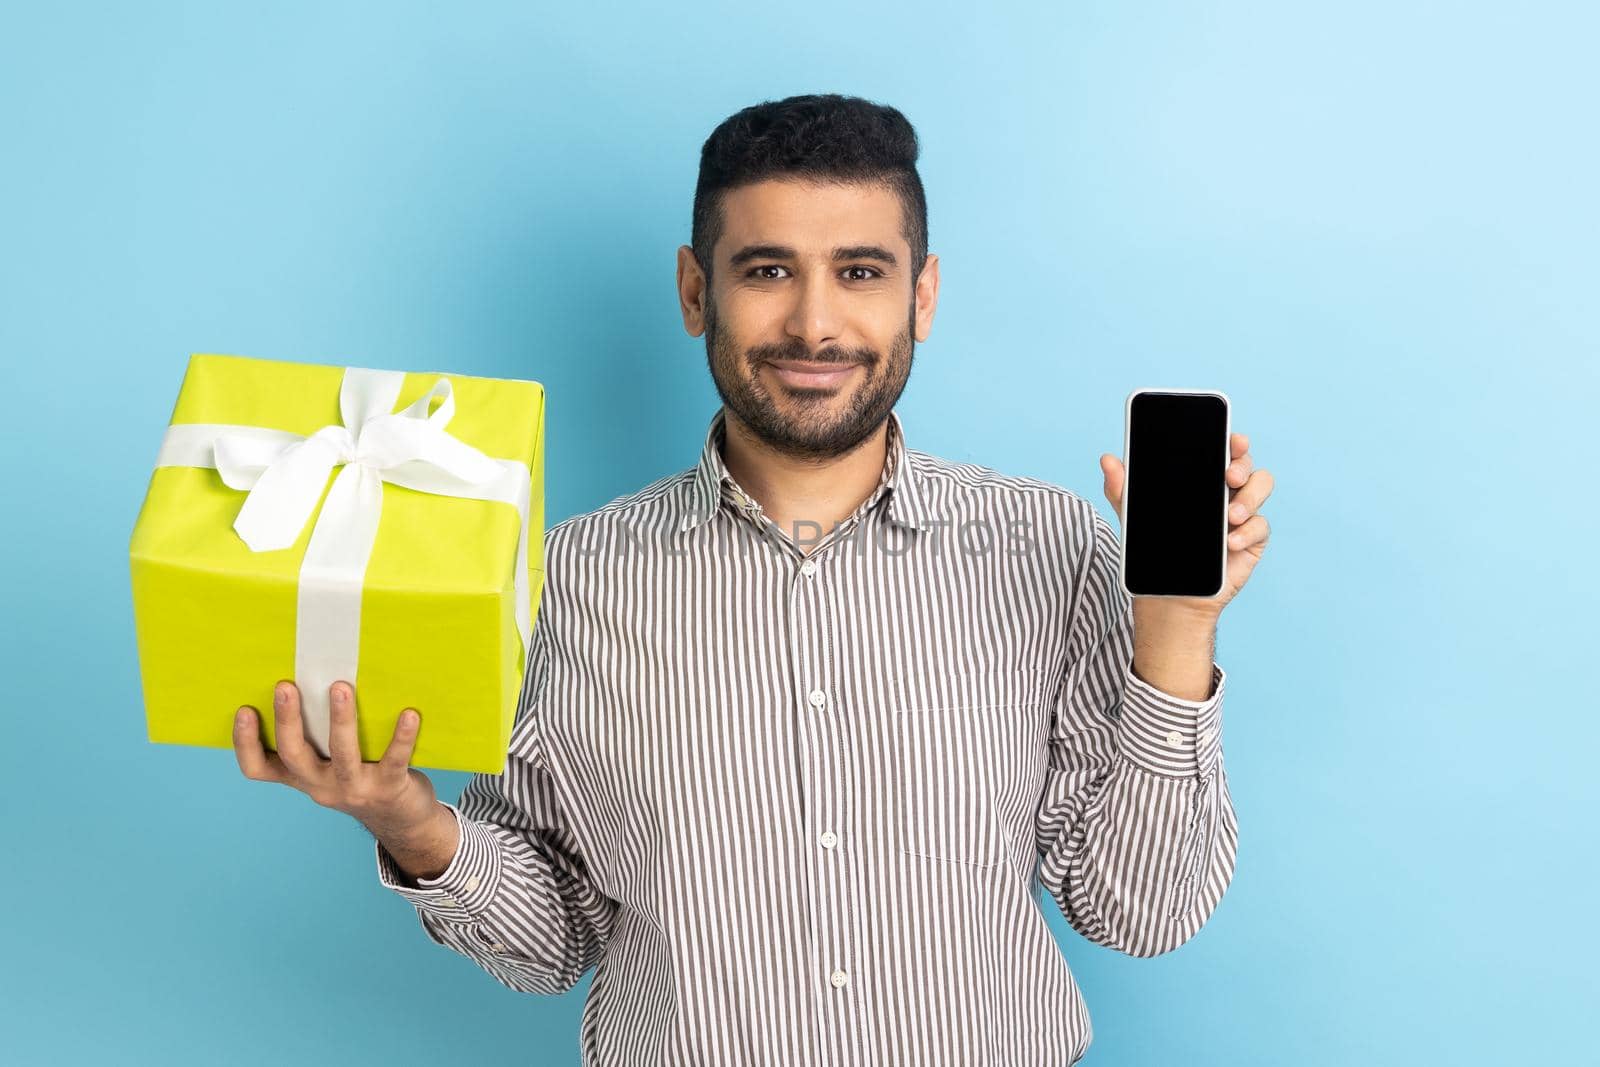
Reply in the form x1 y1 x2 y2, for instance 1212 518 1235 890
808 689 828 708
1200 726 1216 743
464 874 480 892
1164 730 1184 747
800 559 817 577
439 895 458 907
819 830 838 848
830 970 849 989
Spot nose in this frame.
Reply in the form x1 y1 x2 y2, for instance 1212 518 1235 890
784 269 844 351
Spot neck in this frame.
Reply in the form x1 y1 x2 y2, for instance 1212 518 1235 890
719 409 890 548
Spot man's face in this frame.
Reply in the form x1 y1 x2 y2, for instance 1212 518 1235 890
680 178 938 462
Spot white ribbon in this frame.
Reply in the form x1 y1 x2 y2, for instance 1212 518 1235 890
154 366 534 758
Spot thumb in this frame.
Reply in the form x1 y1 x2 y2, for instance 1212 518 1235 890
1100 453 1125 515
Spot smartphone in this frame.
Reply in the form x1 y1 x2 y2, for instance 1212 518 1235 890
1119 388 1231 599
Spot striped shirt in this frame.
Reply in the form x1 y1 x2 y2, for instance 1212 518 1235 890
376 406 1238 1066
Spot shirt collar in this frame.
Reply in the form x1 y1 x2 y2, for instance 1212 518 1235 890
677 407 926 534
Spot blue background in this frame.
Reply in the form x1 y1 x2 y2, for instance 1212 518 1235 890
4 2 1595 1063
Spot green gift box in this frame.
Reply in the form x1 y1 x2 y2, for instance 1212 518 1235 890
129 353 546 774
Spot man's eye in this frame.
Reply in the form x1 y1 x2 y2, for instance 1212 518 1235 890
746 265 883 280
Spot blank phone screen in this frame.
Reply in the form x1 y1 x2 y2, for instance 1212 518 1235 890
1123 391 1229 597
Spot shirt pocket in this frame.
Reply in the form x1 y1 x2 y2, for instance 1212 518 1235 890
892 669 1052 869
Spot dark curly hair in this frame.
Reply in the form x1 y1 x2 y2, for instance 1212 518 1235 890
691 93 928 283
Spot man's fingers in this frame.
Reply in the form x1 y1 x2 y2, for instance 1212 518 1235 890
327 681 361 782
234 706 288 784
1228 468 1275 524
271 680 323 777
1227 452 1254 488
1228 513 1270 551
379 708 422 776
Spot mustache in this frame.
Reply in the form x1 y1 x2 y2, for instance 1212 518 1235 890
746 341 876 366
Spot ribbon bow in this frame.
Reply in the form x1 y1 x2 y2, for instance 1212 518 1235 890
155 366 534 757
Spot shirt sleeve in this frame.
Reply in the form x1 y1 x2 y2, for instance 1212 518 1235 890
1033 504 1240 957
375 618 618 994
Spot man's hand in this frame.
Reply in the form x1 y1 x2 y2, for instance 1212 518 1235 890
233 680 441 841
1100 430 1273 618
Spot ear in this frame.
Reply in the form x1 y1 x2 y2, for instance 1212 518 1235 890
913 252 940 342
677 244 708 337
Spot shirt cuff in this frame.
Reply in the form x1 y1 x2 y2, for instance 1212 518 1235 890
374 800 507 923
1116 661 1226 778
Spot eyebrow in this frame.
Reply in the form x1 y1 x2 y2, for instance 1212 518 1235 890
728 243 899 269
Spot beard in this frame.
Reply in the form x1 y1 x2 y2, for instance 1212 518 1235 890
703 292 915 463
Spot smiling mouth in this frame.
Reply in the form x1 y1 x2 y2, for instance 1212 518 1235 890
765 360 863 389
